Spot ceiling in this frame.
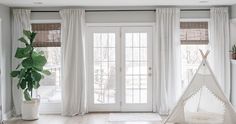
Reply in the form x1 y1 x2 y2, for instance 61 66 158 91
0 0 236 7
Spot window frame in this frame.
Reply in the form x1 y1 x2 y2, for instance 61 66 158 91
180 18 210 92
86 23 155 112
30 19 62 114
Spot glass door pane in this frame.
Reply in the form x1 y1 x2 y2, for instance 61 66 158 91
93 33 116 104
121 27 152 111
87 27 120 112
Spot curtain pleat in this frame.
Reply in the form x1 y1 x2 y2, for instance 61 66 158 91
60 9 87 116
12 9 31 116
153 8 181 115
209 7 231 99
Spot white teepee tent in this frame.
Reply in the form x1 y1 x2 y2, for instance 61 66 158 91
164 50 236 124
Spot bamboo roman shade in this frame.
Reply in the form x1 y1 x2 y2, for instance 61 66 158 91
180 22 209 45
32 23 61 47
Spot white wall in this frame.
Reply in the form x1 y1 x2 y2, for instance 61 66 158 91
231 5 236 19
230 21 236 46
0 4 12 118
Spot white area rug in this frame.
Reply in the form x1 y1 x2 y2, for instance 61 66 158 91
109 113 162 122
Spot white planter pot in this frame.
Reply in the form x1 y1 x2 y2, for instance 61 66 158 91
21 98 40 120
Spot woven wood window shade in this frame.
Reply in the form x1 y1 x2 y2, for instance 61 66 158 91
180 22 209 45
32 23 61 47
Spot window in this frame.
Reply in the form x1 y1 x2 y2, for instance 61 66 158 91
181 21 209 91
32 23 61 103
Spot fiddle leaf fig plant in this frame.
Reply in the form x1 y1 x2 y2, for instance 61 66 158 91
11 30 51 101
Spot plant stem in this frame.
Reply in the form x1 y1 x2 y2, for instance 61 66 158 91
31 90 33 98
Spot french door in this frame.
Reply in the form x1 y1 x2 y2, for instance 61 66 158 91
87 26 153 112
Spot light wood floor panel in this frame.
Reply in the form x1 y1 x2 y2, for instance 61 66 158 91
5 113 165 124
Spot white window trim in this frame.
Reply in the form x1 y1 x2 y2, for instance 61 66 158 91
180 18 210 22
180 18 210 94
30 19 61 24
86 22 155 27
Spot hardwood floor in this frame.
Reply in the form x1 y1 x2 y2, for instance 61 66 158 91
5 113 166 124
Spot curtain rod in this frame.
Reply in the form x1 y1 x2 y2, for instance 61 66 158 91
31 9 210 13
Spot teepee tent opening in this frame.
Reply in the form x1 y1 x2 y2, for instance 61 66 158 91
164 50 236 124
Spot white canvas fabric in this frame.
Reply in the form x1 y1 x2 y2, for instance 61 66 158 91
12 9 31 116
164 51 236 124
153 8 181 115
60 9 87 116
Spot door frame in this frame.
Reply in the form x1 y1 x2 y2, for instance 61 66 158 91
86 23 155 112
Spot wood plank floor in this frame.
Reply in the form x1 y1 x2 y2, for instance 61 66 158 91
5 113 166 124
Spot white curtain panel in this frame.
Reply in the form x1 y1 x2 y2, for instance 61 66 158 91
12 9 31 116
209 7 230 99
153 8 181 115
60 9 87 116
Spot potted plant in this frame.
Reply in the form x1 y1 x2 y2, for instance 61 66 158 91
11 30 50 120
231 45 236 60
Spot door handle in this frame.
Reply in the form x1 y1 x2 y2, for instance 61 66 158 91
148 67 152 76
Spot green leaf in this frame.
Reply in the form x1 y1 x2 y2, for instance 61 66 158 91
23 30 31 40
24 90 31 101
33 82 40 89
32 55 47 69
11 71 20 77
15 48 26 58
38 51 44 55
22 58 33 68
18 37 29 45
15 46 32 59
27 81 33 91
20 79 27 89
30 32 37 44
26 74 34 90
32 70 42 82
24 45 33 54
18 69 26 78
32 51 40 57
42 70 51 75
